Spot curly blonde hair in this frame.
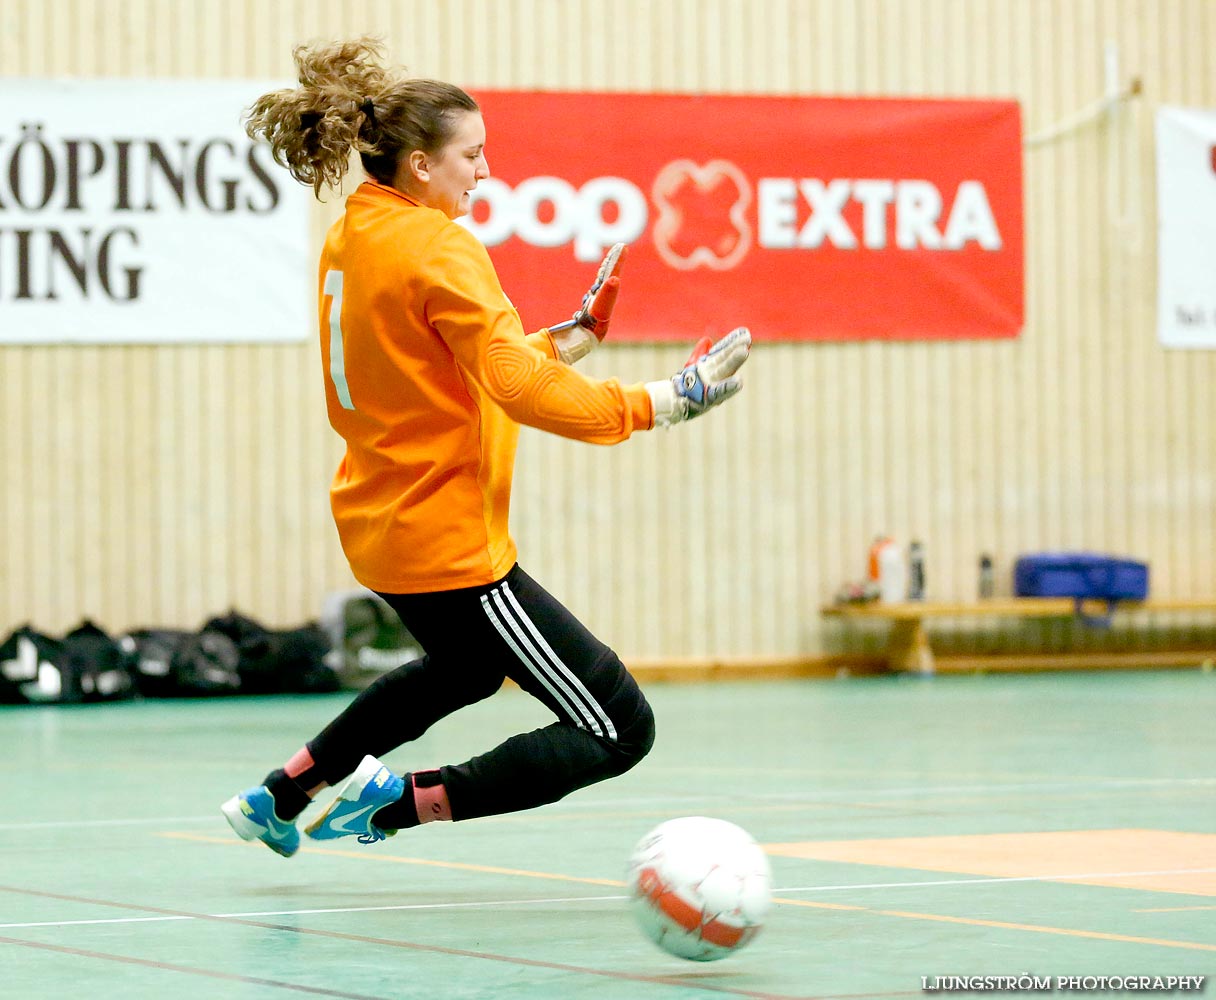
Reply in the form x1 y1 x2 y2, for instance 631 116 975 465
245 36 479 198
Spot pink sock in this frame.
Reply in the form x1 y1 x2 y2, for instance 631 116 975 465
412 771 452 824
283 747 327 796
283 747 315 778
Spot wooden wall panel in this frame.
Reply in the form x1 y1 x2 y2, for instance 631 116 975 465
0 0 1212 662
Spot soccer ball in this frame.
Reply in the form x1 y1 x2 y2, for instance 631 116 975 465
626 816 773 961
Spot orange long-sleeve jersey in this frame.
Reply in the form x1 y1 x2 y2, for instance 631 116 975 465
317 181 654 594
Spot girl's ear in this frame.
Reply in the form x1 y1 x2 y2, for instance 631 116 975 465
407 149 429 183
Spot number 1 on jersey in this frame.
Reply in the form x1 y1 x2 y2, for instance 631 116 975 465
324 270 356 411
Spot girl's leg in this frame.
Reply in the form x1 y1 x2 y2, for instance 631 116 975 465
371 564 655 825
233 564 653 842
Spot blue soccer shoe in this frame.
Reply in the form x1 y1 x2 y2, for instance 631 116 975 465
304 754 405 845
221 785 300 858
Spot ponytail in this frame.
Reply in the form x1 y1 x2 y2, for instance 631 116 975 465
245 36 479 199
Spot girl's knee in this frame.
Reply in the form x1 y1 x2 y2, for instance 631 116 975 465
625 696 656 757
607 694 655 774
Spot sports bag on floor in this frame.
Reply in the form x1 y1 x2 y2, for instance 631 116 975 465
0 626 64 704
60 620 137 702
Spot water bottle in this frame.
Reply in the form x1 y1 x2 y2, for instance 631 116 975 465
868 535 890 585
878 540 906 604
908 541 926 600
979 553 995 599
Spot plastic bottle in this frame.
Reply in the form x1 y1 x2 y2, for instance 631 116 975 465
867 536 890 585
979 553 995 599
878 540 906 604
908 540 926 600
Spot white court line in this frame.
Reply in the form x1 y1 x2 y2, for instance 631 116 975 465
748 776 1216 802
214 894 628 919
495 776 1216 810
0 816 220 832
0 894 628 930
6 867 1216 930
1 916 195 929
1 775 1212 832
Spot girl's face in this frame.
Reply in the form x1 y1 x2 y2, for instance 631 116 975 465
400 111 489 219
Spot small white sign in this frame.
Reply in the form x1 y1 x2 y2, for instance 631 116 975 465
1157 106 1216 350
0 79 311 344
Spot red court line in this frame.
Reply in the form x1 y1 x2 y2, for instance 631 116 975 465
0 884 916 1000
0 935 394 1000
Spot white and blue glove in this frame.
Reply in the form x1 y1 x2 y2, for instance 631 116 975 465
549 242 626 364
646 327 752 427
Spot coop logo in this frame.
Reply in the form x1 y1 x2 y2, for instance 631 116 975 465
464 160 1004 269
652 160 751 271
465 175 647 264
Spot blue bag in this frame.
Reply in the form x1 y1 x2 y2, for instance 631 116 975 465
1013 552 1149 627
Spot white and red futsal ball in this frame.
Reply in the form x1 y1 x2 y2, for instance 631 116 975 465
626 816 773 961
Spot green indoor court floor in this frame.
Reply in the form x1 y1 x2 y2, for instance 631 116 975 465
2 670 1214 999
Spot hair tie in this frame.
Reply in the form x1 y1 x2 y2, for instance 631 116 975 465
360 98 376 121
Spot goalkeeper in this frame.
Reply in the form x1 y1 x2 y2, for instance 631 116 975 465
222 36 751 857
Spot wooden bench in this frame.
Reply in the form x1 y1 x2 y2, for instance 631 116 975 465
821 598 1216 674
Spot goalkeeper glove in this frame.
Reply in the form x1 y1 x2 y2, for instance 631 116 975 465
646 327 751 427
549 242 626 364
683 336 713 367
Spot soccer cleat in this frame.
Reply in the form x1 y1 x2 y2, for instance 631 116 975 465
220 786 300 858
304 754 405 845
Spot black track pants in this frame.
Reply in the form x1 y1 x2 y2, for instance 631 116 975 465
305 564 655 821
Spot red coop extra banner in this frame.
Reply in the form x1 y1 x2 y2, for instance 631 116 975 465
462 91 1024 342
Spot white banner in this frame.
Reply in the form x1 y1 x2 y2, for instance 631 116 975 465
1156 106 1216 349
0 80 311 344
